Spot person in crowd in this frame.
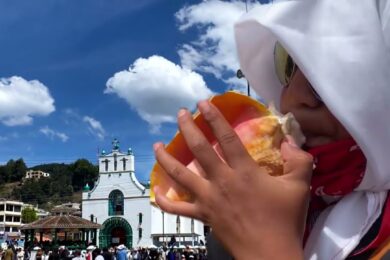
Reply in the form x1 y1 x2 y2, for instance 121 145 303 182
130 248 139 260
165 249 174 260
108 248 115 260
100 248 111 260
197 247 206 260
153 0 390 259
48 249 59 260
44 251 50 260
85 247 94 260
114 245 126 260
147 248 158 260
23 248 30 260
91 249 103 260
71 251 82 260
35 249 42 260
58 246 68 260
4 246 14 260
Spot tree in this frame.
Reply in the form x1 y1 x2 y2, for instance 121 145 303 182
3 159 14 182
22 207 38 224
0 158 27 182
70 159 98 191
0 165 6 183
10 158 27 182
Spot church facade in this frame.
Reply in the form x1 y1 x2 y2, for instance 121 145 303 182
82 139 204 249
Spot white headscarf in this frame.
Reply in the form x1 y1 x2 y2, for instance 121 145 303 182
234 0 390 259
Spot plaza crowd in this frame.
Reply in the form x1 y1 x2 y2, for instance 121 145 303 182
0 243 207 260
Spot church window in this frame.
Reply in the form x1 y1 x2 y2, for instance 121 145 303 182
121 158 127 171
108 190 124 216
138 213 143 224
103 159 109 172
114 154 117 171
138 227 142 239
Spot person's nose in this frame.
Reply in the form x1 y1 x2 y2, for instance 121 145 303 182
280 69 321 113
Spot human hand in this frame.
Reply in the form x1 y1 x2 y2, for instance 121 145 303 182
153 100 313 260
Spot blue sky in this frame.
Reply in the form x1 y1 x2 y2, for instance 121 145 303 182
0 0 268 183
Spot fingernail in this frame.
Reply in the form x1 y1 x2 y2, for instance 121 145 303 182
178 108 187 118
198 100 210 114
153 142 161 152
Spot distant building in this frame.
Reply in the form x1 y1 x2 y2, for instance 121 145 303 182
51 203 81 217
25 170 50 180
0 199 23 239
23 203 50 220
36 208 50 219
82 139 204 249
57 202 80 210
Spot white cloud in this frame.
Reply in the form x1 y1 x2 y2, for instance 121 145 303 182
105 55 213 133
62 108 83 126
64 108 79 117
0 76 55 126
83 116 105 140
0 132 19 142
40 126 69 142
176 0 260 90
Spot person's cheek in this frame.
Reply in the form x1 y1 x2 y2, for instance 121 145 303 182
279 87 290 115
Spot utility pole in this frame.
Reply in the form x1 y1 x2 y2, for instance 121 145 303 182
162 211 165 246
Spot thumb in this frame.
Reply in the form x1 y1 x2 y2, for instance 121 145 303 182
281 135 313 184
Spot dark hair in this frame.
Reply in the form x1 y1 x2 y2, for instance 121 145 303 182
92 248 101 260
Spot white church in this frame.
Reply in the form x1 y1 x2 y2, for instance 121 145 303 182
82 139 205 249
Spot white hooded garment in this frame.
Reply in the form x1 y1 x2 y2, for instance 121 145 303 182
234 0 390 259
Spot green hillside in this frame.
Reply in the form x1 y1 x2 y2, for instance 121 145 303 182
0 158 98 210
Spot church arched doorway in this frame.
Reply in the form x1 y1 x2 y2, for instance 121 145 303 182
99 217 132 249
111 227 126 245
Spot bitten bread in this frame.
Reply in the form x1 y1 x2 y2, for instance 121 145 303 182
150 91 304 204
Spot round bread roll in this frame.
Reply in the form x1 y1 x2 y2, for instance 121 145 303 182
150 91 304 204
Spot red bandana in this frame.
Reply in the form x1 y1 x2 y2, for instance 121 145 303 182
304 138 367 241
309 138 366 204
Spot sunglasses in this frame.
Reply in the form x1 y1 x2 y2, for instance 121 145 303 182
274 42 322 102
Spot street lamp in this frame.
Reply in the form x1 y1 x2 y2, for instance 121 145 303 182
236 69 250 96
